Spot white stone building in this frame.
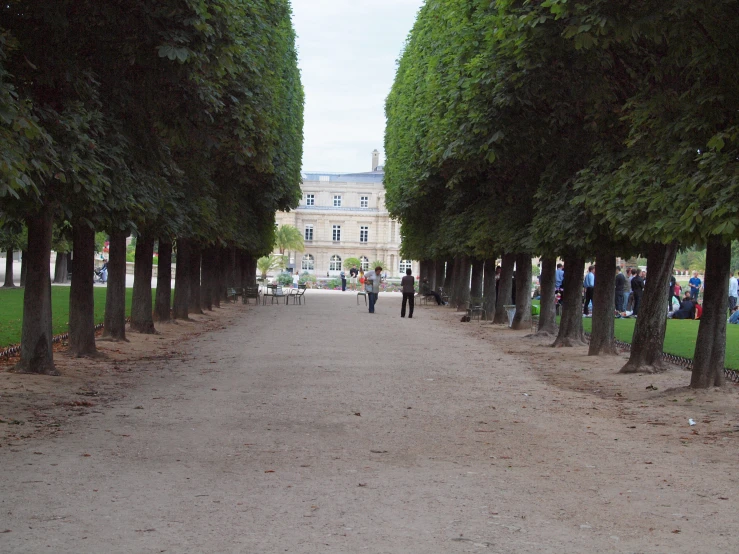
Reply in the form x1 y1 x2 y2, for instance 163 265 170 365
274 153 417 278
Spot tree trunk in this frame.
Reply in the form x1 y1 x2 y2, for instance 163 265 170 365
552 255 586 347
691 236 730 388
219 248 229 302
14 210 57 375
130 234 156 333
537 256 557 336
511 253 532 330
188 244 203 314
588 248 618 356
242 252 257 287
68 223 97 357
53 252 68 284
209 249 221 309
227 247 237 289
494 253 515 323
482 259 497 321
102 230 128 341
20 249 27 287
3 247 15 287
620 242 677 373
443 257 454 290
154 239 172 322
470 258 484 299
452 254 471 308
173 237 190 320
201 248 214 311
433 259 445 292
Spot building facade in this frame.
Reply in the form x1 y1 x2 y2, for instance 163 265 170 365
274 158 417 278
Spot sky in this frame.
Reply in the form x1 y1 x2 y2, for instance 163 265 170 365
291 0 424 174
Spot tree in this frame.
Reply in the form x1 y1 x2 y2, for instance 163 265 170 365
274 225 304 255
257 255 286 279
343 257 362 270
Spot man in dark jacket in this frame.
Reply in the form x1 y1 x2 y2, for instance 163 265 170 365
631 268 645 316
671 293 696 320
615 267 627 311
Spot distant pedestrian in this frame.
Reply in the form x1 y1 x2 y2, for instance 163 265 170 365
400 268 415 318
615 267 628 312
689 271 702 301
583 265 595 316
293 271 299 289
631 268 644 316
729 270 738 312
555 263 564 290
340 269 346 291
365 266 383 314
349 266 358 291
669 272 679 311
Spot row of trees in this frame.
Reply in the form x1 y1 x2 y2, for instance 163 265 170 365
1 1 304 374
385 0 739 388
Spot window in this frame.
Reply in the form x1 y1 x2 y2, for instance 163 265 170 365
360 226 368 243
306 194 314 206
319 176 330 182
332 225 341 241
304 225 313 241
399 259 412 274
333 195 342 207
360 196 369 208
301 254 314 271
329 255 342 271
360 256 369 271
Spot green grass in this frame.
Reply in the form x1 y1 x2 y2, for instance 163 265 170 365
0 286 140 348
582 317 739 370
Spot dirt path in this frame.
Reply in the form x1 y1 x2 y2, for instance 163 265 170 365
1 291 737 553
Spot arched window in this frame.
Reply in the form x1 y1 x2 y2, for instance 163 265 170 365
301 254 314 271
329 255 342 271
399 259 412 275
360 256 369 271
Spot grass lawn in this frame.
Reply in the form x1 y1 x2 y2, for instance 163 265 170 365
0 286 142 348
582 317 739 370
534 298 737 369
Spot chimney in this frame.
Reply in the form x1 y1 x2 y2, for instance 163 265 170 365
372 149 379 172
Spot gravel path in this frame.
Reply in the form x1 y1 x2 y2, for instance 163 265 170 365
1 291 736 553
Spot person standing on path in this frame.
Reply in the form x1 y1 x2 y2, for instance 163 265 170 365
340 270 347 292
583 265 595 316
365 266 382 314
728 270 738 313
400 268 415 318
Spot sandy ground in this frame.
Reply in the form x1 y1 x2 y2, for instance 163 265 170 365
0 290 737 553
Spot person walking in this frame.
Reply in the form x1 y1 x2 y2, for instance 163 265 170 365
583 265 595 316
400 268 415 318
365 266 382 314
631 268 645 316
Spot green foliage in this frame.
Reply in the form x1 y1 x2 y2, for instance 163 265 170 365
275 272 293 287
298 273 316 286
343 257 362 270
274 224 304 255
1 0 303 259
257 254 286 278
369 261 384 271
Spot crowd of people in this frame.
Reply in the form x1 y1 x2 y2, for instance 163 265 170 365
554 262 739 323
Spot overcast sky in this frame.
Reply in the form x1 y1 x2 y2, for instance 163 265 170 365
291 0 424 174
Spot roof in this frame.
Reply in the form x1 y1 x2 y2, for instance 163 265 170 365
302 171 385 184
